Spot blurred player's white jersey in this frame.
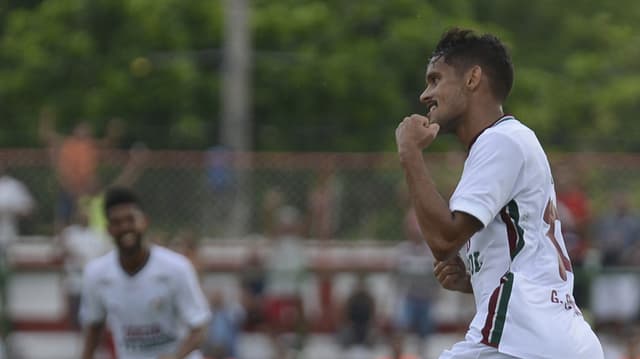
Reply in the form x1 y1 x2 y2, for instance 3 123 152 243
448 116 603 359
80 245 210 359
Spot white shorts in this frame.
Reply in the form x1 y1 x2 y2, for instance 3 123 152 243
438 341 519 359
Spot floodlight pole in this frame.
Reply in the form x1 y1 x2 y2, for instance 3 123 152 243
221 0 252 237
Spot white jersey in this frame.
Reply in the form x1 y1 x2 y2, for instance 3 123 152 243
0 175 33 246
449 116 603 359
80 245 211 359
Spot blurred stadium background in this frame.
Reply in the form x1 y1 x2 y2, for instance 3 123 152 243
1 1 639 358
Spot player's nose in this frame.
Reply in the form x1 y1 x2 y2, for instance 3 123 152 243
419 88 432 103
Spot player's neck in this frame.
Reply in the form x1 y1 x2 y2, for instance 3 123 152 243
119 245 151 276
456 103 505 150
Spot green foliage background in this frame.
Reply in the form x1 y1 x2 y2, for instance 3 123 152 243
1 0 639 151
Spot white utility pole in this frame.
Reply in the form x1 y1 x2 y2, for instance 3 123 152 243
221 0 252 237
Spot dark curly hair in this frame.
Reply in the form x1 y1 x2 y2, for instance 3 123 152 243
104 186 143 215
431 28 514 102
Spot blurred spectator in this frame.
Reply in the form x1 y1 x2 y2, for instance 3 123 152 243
39 109 122 230
202 145 236 236
555 164 592 237
555 199 593 309
307 169 341 240
202 289 245 359
621 244 640 267
554 165 595 309
171 228 203 274
77 142 149 235
337 276 376 349
315 264 336 332
240 246 266 331
556 201 589 265
593 192 640 266
263 205 308 356
261 187 284 239
0 163 34 249
393 207 438 354
623 326 640 359
58 208 111 329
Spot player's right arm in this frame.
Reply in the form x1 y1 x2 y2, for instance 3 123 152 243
81 322 105 359
434 256 473 294
170 258 211 358
79 261 107 359
396 115 483 261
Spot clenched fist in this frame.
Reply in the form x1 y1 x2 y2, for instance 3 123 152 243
433 255 473 293
395 114 440 160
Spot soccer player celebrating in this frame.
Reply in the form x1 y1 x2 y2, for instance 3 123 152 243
80 187 210 359
395 28 604 359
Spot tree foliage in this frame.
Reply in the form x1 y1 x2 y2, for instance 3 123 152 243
1 0 639 150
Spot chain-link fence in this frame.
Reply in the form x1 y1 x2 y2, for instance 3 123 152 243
2 149 640 242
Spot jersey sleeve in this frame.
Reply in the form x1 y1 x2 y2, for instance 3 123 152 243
450 131 525 227
174 261 211 328
79 264 106 326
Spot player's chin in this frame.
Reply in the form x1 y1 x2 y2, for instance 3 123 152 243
433 116 456 133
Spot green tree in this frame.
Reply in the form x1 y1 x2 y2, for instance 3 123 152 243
0 0 223 148
1 0 639 151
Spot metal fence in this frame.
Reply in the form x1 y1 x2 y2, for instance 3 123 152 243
2 149 640 242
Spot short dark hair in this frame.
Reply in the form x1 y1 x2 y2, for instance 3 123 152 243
104 186 142 214
431 28 514 102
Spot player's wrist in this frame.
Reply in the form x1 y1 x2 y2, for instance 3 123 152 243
398 145 423 165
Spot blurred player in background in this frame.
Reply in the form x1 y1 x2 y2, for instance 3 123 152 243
80 187 210 359
0 161 34 249
395 28 603 358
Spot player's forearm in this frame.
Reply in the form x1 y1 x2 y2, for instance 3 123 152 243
400 149 465 260
172 325 206 359
81 323 104 359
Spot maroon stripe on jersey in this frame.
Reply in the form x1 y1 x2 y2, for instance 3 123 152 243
549 232 573 272
481 285 502 347
500 208 517 255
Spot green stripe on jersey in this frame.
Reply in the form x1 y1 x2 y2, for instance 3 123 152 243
489 272 514 345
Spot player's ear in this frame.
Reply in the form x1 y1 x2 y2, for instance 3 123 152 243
465 65 482 91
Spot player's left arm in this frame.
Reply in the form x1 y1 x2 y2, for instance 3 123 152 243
79 263 108 359
81 322 105 359
164 260 211 359
158 325 207 359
